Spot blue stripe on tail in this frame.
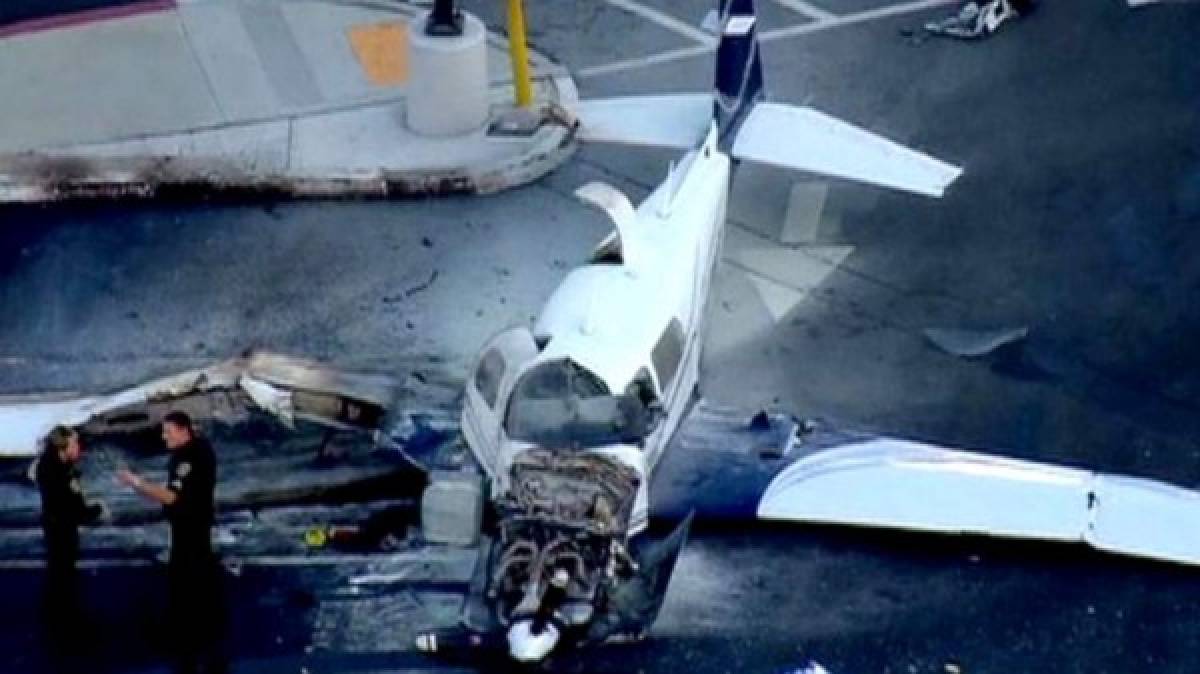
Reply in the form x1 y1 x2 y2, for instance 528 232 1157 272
714 0 765 146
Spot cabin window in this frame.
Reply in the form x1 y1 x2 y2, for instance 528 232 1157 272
651 318 685 393
475 348 505 408
505 359 654 449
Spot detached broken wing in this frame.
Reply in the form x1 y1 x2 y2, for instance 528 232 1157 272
0 352 394 457
758 437 1200 567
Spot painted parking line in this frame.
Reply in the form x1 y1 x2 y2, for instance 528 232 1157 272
579 43 713 79
760 0 956 39
579 0 956 79
0 0 174 39
603 0 718 47
773 0 839 23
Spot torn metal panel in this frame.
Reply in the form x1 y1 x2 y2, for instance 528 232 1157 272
238 376 296 428
0 352 395 457
758 437 1200 566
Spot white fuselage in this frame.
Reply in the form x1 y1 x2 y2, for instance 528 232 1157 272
461 127 730 536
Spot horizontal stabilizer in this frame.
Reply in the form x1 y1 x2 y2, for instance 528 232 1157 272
758 438 1200 566
733 103 962 197
573 94 713 150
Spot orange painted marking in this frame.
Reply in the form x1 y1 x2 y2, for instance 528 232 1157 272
348 21 409 87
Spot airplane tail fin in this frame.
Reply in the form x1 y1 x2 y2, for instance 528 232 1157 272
713 0 765 144
571 0 962 197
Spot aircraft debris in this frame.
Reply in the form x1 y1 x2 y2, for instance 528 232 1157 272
923 326 1029 358
0 351 395 458
925 0 1028 39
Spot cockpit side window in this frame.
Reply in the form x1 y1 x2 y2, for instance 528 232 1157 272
651 317 685 393
475 348 506 408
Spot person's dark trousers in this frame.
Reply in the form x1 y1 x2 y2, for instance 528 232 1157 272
168 536 227 674
41 525 85 673
41 525 81 626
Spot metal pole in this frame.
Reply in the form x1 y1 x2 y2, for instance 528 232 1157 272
425 0 463 37
506 0 534 108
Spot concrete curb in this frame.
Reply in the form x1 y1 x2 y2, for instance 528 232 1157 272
0 73 580 204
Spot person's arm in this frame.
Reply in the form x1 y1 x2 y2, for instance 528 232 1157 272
36 458 68 523
66 473 100 524
117 468 177 506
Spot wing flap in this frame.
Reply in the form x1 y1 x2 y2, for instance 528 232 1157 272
1089 475 1200 566
732 103 962 197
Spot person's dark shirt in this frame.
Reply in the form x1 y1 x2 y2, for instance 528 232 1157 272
36 448 100 530
165 436 217 533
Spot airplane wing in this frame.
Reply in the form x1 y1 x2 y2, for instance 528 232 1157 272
731 103 963 198
651 400 1200 567
572 94 713 150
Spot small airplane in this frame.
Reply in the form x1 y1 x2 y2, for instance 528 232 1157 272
421 0 1200 663
3 0 1199 666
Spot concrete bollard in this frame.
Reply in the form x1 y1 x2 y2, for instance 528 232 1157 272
407 10 489 137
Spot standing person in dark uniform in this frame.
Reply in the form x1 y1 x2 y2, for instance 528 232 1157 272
37 425 105 646
119 411 225 674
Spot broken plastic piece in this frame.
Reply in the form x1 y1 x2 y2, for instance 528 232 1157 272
923 326 1028 357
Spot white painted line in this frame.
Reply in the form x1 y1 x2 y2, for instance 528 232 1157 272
579 0 957 79
745 270 807 322
773 0 838 23
1126 0 1160 6
578 44 713 79
603 0 718 47
760 0 957 41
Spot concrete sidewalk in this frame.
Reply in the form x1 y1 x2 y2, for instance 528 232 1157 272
0 0 578 201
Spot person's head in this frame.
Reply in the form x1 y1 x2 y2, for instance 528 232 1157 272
44 426 81 463
161 411 194 451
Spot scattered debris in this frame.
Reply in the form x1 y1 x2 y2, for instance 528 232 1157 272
945 662 964 674
923 326 1029 358
925 0 1028 39
791 661 831 674
0 351 395 457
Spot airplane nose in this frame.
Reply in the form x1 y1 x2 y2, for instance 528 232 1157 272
507 619 561 662
415 633 435 652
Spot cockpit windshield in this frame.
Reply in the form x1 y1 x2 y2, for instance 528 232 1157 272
504 359 658 449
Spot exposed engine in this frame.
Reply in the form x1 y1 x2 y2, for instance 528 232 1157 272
486 448 641 634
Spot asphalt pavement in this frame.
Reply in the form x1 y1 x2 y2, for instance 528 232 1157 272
2 0 1199 672
0 0 147 26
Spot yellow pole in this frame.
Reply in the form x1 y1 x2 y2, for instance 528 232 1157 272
507 0 533 107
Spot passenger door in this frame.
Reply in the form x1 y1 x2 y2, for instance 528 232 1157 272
461 327 538 481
